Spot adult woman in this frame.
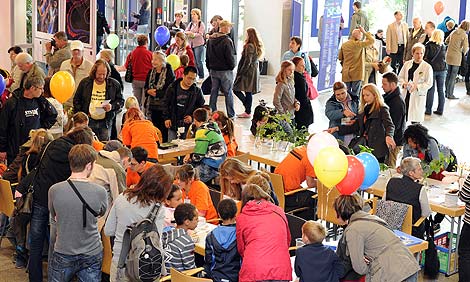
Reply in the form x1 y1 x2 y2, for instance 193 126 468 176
20 129 54 179
169 11 186 38
236 184 292 282
334 195 420 282
121 107 161 163
42 77 65 139
144 51 175 142
132 0 150 35
104 164 172 282
185 8 205 80
424 29 446 115
444 20 469 99
398 43 433 123
273 60 299 117
325 81 359 145
282 36 311 75
165 31 195 67
328 84 396 163
291 56 313 130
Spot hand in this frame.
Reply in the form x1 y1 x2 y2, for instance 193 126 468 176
0 152 6 162
327 127 339 134
183 154 191 164
408 82 417 93
385 136 396 149
294 103 300 111
358 26 366 34
102 103 112 112
343 109 356 118
183 115 192 124
147 89 157 97
45 42 52 52
165 120 172 128
386 49 391 55
372 63 379 71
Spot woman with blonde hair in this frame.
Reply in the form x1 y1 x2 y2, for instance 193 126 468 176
21 129 54 179
328 84 396 162
233 27 265 118
424 29 446 115
185 8 206 80
165 31 195 67
273 60 299 117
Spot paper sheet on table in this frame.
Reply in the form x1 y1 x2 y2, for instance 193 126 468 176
94 100 111 115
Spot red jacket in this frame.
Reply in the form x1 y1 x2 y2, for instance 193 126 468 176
124 46 153 81
165 43 196 67
236 199 292 282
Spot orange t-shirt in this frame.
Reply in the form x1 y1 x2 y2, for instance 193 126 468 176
182 180 218 221
223 134 238 157
92 140 105 151
274 146 315 192
126 162 154 187
121 120 160 160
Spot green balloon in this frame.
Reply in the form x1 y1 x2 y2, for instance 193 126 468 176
107 34 120 49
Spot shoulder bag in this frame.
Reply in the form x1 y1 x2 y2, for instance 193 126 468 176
125 52 133 83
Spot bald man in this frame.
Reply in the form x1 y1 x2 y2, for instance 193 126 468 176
404 17 426 61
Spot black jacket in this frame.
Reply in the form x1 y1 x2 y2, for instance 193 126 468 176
383 87 406 145
97 12 110 36
206 33 236 71
295 243 344 282
424 42 446 71
109 63 124 91
0 90 57 164
144 63 175 111
73 77 124 122
339 106 395 159
163 78 205 129
293 71 313 130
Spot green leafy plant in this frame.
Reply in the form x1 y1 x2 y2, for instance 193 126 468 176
257 113 309 149
422 152 454 179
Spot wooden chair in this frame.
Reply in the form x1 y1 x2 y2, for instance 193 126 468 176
232 152 250 164
162 164 183 178
163 267 211 282
101 229 112 274
0 179 15 246
286 213 306 248
209 188 221 211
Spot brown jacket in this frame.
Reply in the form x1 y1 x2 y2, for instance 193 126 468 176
445 27 469 66
404 27 426 61
386 21 410 54
338 32 375 82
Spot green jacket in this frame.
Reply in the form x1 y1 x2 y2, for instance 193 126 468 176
192 122 226 168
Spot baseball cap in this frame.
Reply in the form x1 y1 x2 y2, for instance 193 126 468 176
70 40 84 51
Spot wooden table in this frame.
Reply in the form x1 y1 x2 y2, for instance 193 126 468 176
237 131 289 168
366 171 465 275
157 139 195 160
194 223 217 256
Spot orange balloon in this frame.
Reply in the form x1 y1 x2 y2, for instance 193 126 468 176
50 71 75 104
434 1 444 15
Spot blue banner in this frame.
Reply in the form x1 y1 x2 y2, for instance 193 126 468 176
317 0 343 91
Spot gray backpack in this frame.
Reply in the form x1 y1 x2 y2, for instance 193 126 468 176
117 203 166 281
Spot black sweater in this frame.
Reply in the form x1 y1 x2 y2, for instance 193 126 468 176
206 33 236 71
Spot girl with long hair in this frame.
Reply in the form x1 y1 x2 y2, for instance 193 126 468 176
212 111 238 157
273 60 299 116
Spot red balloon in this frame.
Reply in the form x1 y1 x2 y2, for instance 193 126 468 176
434 1 444 15
336 156 365 195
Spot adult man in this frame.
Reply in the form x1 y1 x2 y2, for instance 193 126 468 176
10 52 46 92
404 17 426 61
0 76 57 164
338 26 374 97
126 146 153 188
423 21 436 45
386 11 409 73
349 1 369 38
95 145 131 193
206 20 236 118
384 157 432 238
382 72 406 167
28 126 93 282
73 59 124 141
274 144 317 220
48 144 107 281
60 40 94 111
164 66 205 140
44 31 71 76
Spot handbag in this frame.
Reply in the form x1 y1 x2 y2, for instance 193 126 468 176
125 52 133 83
424 216 440 278
304 72 319 100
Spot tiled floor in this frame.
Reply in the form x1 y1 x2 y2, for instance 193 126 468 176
1 74 467 281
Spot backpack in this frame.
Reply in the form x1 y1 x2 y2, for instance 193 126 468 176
301 53 319 77
117 203 166 281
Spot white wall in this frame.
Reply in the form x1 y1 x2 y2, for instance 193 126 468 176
0 1 13 69
414 0 460 25
244 0 292 75
13 0 27 45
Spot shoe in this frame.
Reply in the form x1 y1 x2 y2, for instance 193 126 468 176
237 112 252 118
15 258 26 269
425 111 432 115
433 111 443 115
433 223 441 233
447 95 459 100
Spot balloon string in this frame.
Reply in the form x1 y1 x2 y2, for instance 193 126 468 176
326 187 333 225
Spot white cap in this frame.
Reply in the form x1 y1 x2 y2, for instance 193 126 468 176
70 40 84 51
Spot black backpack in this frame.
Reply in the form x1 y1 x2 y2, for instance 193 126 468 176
424 217 440 278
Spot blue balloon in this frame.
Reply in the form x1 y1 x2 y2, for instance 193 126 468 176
154 26 170 46
356 152 380 190
0 76 5 95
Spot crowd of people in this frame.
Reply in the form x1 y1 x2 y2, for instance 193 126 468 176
0 2 469 282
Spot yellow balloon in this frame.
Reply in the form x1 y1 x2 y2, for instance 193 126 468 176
313 146 348 188
50 71 75 104
167 54 181 70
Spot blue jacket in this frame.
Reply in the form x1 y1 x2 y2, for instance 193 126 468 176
325 94 359 139
295 243 344 282
204 224 241 282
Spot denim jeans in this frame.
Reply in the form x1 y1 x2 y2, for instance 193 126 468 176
459 223 470 282
89 118 111 141
48 251 103 282
197 162 220 184
233 90 253 114
445 65 459 98
402 271 418 282
345 80 362 98
192 45 205 79
209 70 235 118
426 70 446 113
28 203 50 282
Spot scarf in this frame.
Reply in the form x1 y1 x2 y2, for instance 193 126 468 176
149 66 167 90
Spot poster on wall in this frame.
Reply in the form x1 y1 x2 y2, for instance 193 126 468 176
37 0 58 35
317 0 342 91
66 0 91 44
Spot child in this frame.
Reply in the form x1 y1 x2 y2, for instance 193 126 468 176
121 96 140 126
163 184 183 230
174 54 189 79
175 164 218 221
294 221 344 282
212 111 238 157
186 107 208 139
204 199 241 281
161 203 198 271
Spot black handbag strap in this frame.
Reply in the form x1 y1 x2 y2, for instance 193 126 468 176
67 179 99 228
28 141 52 193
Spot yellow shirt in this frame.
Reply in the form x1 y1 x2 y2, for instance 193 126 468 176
89 81 106 120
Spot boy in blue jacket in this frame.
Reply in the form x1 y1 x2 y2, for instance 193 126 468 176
204 199 240 282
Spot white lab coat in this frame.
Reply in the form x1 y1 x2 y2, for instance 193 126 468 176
398 60 433 123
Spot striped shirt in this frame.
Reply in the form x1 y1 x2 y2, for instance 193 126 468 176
162 228 195 271
459 176 470 225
